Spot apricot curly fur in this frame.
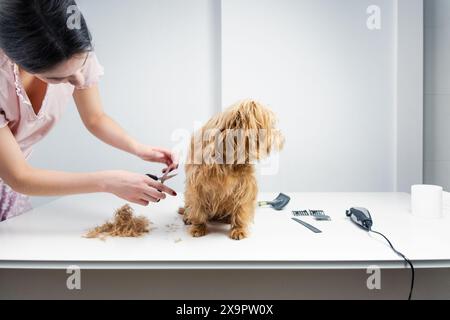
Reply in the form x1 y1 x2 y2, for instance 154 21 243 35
180 100 284 240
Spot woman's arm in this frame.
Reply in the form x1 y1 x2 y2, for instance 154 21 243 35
73 85 139 154
73 85 178 172
0 126 175 205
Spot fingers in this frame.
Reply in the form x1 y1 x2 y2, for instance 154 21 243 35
162 162 179 174
143 147 179 172
142 183 166 200
162 166 171 174
144 176 177 197
155 182 177 196
169 153 180 168
113 171 177 206
133 199 150 206
142 192 161 203
152 147 179 172
130 192 161 207
155 182 177 197
130 193 159 207
146 188 166 201
143 149 167 164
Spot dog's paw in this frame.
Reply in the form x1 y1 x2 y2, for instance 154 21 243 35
183 217 192 225
229 228 247 240
190 225 207 237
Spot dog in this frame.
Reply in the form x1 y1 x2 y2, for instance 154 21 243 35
179 100 284 240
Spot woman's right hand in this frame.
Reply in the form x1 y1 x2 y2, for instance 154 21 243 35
100 170 177 206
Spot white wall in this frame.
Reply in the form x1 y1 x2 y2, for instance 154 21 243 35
222 0 397 192
395 0 424 192
28 0 423 207
424 0 450 190
29 0 222 206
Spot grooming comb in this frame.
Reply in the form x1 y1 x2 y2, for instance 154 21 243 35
292 210 310 216
310 210 332 221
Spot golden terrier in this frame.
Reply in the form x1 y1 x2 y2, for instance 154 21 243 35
179 100 284 240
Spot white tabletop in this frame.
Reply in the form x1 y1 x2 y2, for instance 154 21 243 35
1 192 449 269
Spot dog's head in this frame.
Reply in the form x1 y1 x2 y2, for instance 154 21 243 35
192 100 284 166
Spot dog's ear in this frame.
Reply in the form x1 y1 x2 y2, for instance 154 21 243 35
234 100 265 130
254 127 284 161
266 127 285 155
226 99 285 162
243 100 284 160
193 99 284 165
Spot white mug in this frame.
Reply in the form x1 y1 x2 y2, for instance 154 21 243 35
411 185 444 219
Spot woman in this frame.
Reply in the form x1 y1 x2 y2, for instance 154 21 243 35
0 0 178 221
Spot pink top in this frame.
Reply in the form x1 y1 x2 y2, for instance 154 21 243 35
0 50 104 159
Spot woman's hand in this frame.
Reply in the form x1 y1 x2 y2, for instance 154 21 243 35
101 170 177 206
135 144 179 173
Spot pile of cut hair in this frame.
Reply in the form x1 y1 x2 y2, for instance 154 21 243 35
85 204 151 240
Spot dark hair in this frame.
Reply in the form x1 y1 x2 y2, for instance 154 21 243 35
0 0 92 73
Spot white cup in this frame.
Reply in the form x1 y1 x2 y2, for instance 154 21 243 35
443 191 450 214
411 185 444 219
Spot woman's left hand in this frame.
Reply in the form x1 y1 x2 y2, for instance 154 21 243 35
135 144 179 173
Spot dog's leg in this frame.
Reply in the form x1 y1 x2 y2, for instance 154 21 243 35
178 207 193 225
190 224 207 237
183 216 192 225
185 205 208 237
229 203 254 240
190 217 208 237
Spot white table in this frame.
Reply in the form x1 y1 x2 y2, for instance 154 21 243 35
1 193 449 270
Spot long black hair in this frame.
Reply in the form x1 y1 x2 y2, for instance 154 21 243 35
0 0 92 73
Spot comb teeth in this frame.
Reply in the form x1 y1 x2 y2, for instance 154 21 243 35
314 215 331 221
293 210 331 221
292 210 310 216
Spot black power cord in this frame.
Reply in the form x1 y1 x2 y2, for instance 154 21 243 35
369 228 415 300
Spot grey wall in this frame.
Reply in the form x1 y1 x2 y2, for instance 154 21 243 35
424 0 450 190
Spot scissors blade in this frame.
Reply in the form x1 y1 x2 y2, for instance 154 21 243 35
160 169 178 184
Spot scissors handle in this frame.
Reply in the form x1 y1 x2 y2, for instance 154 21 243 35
145 174 162 202
146 174 159 181
147 170 178 184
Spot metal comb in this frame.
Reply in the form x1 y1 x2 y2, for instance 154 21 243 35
292 210 331 221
